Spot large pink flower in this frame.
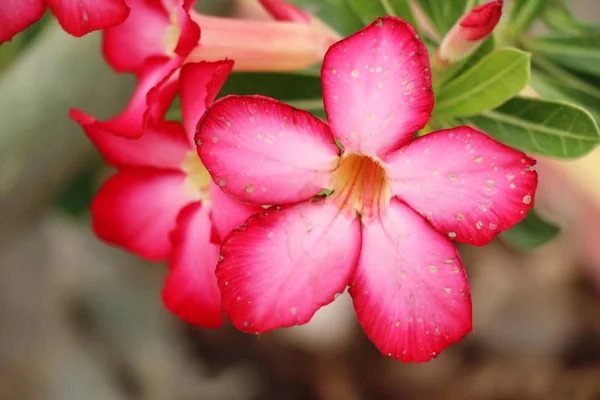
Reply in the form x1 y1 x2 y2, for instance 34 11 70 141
0 0 129 43
70 61 259 327
196 17 538 362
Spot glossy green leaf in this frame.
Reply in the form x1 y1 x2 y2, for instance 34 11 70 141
522 35 600 77
417 0 470 37
470 97 600 158
435 48 530 117
500 210 560 249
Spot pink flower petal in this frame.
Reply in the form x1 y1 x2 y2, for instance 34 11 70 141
170 0 200 58
94 58 179 138
102 0 198 74
179 61 234 142
47 0 130 37
384 126 538 246
162 202 224 327
197 95 340 205
102 0 169 73
208 181 261 244
91 169 194 261
216 200 361 332
0 0 45 44
70 109 189 170
349 198 472 363
322 16 434 157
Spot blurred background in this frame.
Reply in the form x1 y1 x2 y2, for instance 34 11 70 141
2 0 600 399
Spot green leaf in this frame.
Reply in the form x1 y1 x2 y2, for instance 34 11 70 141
500 210 560 249
435 48 530 117
435 35 495 88
416 0 469 37
530 71 600 122
470 97 600 158
219 72 322 101
505 0 547 38
287 0 342 31
383 0 418 27
522 35 600 78
542 0 600 36
329 0 365 36
346 0 416 28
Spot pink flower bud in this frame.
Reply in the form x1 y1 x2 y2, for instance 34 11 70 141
435 0 503 66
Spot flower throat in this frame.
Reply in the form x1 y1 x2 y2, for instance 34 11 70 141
329 153 390 220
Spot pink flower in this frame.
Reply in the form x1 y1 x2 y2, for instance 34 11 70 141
0 0 129 43
89 0 339 139
70 61 260 327
435 0 503 65
90 0 200 139
196 17 538 362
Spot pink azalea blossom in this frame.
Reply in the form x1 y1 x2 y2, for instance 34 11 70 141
435 0 504 66
0 0 129 44
195 17 538 362
70 61 260 327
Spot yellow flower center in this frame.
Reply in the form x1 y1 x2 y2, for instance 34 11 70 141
328 153 390 220
181 152 211 201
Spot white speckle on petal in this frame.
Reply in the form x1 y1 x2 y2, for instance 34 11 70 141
523 195 532 204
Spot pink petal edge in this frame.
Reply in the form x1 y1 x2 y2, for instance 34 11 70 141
47 0 130 37
196 95 340 205
216 199 361 333
70 108 190 170
384 126 538 246
0 0 45 44
91 169 194 261
162 202 224 327
350 198 472 363
322 16 434 157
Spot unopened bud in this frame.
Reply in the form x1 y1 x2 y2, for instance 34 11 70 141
435 0 503 66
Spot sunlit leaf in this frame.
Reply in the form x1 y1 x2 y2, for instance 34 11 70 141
435 48 530 117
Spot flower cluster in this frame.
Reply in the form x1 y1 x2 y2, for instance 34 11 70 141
16 0 536 362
